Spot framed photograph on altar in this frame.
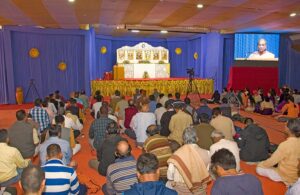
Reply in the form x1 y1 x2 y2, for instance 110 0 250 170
145 50 151 61
153 50 159 60
128 51 134 61
162 51 168 61
118 50 125 61
136 50 143 60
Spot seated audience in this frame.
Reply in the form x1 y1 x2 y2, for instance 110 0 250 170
42 100 55 123
20 165 45 195
256 119 300 185
259 96 274 115
0 129 30 187
164 94 174 108
210 131 240 171
293 89 300 104
238 118 270 162
92 95 102 119
103 140 138 195
130 102 156 147
74 91 84 106
194 113 215 150
90 90 103 109
286 159 300 195
39 125 72 166
152 88 160 101
167 127 210 194
8 110 39 159
209 90 221 104
64 110 83 138
124 153 177 195
53 115 81 155
219 97 232 118
149 95 157 113
66 98 80 118
277 95 299 122
210 107 236 141
168 102 193 145
196 98 212 120
154 103 166 126
30 98 51 134
110 90 121 113
160 101 176 136
135 89 148 110
158 93 168 108
115 95 128 128
45 96 58 115
143 125 172 179
42 144 84 194
220 88 228 101
89 121 125 176
184 97 198 123
124 99 139 139
210 149 263 195
89 106 114 149
79 90 89 110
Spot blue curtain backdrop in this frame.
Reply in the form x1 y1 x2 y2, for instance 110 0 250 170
279 34 300 89
0 31 8 104
4 25 286 104
0 27 92 104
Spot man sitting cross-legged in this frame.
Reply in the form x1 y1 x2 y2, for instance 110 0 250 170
123 153 177 195
0 129 30 187
103 140 138 195
89 121 125 176
39 125 72 166
8 109 39 159
210 148 263 195
143 125 172 180
20 165 45 195
42 144 85 194
167 127 210 194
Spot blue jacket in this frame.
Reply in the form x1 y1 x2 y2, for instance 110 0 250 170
123 181 177 195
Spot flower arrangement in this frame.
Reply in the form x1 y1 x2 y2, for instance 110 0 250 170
143 71 149 78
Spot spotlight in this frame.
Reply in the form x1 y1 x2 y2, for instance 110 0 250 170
68 0 75 2
197 4 204 9
131 29 140 33
160 30 168 34
290 12 297 17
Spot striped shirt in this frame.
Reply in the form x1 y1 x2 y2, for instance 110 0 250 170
42 159 80 195
106 156 137 195
143 134 172 177
30 106 50 133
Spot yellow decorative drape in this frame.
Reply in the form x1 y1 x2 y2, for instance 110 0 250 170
91 79 214 96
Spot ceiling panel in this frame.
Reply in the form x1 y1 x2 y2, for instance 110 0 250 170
11 0 59 28
0 0 298 36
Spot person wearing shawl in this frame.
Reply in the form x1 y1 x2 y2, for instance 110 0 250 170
167 127 211 194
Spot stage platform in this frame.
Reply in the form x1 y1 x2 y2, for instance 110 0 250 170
91 78 214 96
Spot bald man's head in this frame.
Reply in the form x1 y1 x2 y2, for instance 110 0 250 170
115 140 131 158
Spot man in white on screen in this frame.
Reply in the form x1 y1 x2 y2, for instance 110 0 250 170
248 38 275 59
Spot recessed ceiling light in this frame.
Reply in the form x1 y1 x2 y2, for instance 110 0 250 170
0 26 2 29
197 4 204 9
68 0 75 2
160 30 168 34
290 12 297 17
131 29 140 33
